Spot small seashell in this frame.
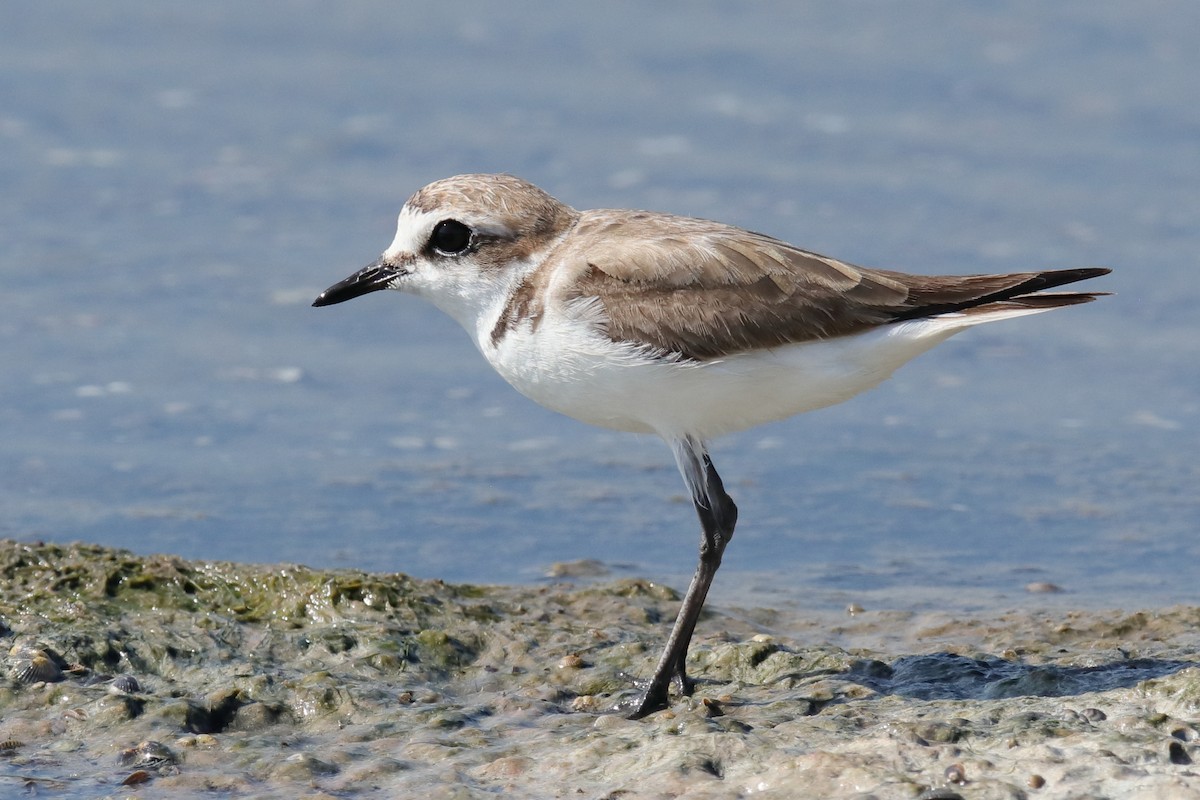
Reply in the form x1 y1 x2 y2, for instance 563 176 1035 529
944 762 967 784
121 770 152 786
557 654 585 670
570 694 603 712
119 740 178 770
110 675 141 694
11 650 65 684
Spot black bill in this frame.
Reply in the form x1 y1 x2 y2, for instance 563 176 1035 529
312 259 405 307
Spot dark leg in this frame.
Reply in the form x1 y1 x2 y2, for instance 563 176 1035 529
628 437 738 719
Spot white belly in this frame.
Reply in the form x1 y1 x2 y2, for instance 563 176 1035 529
479 308 980 441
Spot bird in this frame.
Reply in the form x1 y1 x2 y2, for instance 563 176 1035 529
313 173 1110 718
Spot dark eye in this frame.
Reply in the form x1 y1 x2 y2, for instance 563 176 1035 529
430 220 472 255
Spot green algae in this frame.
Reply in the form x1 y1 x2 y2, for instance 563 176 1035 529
689 638 854 686
3 539 1200 798
0 540 479 628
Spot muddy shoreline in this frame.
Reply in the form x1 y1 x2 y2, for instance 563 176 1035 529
2 539 1199 798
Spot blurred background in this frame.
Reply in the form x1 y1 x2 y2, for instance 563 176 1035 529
2 2 1196 615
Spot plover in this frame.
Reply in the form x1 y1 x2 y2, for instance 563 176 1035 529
313 173 1110 717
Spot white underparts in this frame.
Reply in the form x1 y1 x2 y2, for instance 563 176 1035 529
479 296 1060 440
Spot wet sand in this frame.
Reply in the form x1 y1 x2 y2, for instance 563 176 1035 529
3 539 1199 799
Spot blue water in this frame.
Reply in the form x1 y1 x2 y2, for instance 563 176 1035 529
3 2 1197 613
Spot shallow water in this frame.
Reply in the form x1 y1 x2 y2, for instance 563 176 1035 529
3 4 1198 619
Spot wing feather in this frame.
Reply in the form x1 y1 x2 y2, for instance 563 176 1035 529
553 210 1108 361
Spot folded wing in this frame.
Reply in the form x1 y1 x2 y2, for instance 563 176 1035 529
564 211 1110 361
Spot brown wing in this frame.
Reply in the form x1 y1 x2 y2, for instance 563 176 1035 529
561 210 1110 361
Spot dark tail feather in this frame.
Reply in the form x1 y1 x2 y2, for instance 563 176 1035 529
986 267 1112 299
959 290 1111 317
891 267 1112 321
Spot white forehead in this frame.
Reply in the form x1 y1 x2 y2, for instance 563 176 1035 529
384 205 515 258
384 207 432 256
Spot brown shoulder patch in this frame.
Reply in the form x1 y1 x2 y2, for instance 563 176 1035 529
487 227 581 347
490 275 545 346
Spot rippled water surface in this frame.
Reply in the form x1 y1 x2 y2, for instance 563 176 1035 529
3 1 1197 615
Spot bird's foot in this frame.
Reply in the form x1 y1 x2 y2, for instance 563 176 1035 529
626 687 670 720
621 670 696 719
